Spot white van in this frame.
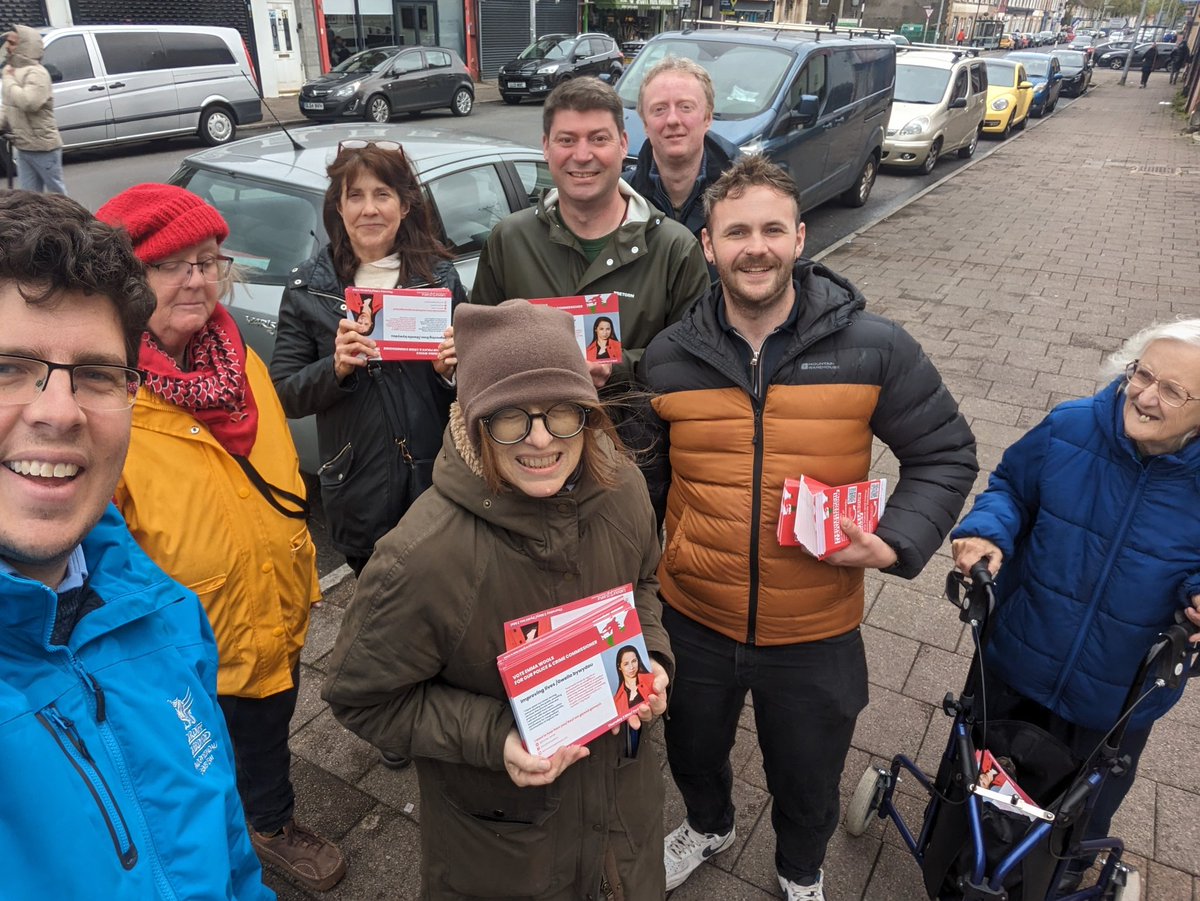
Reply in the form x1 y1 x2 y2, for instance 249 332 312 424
35 25 263 149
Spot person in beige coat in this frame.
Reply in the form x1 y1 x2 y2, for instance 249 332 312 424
0 25 65 193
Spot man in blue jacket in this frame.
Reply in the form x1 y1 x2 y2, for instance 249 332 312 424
0 190 273 899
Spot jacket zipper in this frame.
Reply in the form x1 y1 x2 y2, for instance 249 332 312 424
739 336 770 645
36 705 138 870
1046 464 1149 708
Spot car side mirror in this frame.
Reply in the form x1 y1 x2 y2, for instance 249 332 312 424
794 94 820 127
949 96 967 109
1018 80 1033 89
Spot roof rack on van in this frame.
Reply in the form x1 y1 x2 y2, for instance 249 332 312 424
901 42 981 58
683 17 890 42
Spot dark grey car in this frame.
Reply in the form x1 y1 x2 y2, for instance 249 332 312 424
497 34 624 104
299 46 474 122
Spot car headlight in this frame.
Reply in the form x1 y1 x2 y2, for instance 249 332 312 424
991 97 1010 111
898 116 930 137
739 138 764 155
537 63 560 75
333 81 361 98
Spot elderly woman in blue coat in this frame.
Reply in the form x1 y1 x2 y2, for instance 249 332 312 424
951 319 1200 888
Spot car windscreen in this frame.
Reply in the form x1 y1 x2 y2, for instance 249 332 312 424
1015 57 1049 77
334 48 396 73
616 38 793 119
1053 51 1086 69
519 37 574 60
172 168 323 284
894 64 950 103
984 60 1018 86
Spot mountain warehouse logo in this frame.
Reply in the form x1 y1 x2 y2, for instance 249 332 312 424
170 688 218 775
800 361 837 371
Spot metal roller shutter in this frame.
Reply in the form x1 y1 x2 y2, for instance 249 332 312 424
0 0 48 28
68 0 253 50
478 0 580 78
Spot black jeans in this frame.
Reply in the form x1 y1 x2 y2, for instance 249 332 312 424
981 670 1151 862
218 664 300 834
662 605 869 883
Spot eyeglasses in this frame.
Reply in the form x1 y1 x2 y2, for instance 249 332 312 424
337 139 405 157
481 403 591 445
0 353 143 411
147 255 234 287
1125 361 1200 408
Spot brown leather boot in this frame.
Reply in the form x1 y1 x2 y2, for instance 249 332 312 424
251 820 346 892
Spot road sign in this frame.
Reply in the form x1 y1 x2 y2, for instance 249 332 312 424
923 5 933 14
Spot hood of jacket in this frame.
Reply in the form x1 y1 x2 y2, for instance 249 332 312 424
6 25 44 67
537 176 663 231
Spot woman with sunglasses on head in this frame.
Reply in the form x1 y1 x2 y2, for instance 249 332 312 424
952 319 1200 893
97 184 344 893
270 140 466 581
323 300 673 900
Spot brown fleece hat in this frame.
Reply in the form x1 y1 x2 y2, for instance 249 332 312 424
455 299 598 448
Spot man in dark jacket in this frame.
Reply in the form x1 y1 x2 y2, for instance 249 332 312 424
471 77 709 394
1140 43 1158 87
1169 40 1189 84
641 156 977 901
623 56 738 242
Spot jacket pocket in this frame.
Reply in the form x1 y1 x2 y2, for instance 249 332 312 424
436 795 558 897
317 442 353 488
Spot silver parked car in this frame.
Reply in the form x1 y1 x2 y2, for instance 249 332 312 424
168 123 551 469
298 46 474 122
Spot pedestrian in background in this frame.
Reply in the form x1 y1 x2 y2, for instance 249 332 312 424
952 319 1200 893
1170 40 1189 84
270 140 464 587
1140 43 1158 87
324 299 673 901
0 26 65 193
642 156 977 901
0 190 271 898
98 184 346 893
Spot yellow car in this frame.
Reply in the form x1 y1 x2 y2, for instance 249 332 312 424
999 33 1016 50
982 58 1033 138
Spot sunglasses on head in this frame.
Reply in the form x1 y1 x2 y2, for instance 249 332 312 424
337 139 405 157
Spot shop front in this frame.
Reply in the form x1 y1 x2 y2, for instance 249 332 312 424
323 0 465 61
587 0 685 40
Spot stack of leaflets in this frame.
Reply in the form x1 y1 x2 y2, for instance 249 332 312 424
528 294 622 364
496 585 653 757
777 476 887 558
344 285 453 361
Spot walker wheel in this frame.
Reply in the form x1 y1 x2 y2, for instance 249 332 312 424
845 766 887 836
1109 864 1141 901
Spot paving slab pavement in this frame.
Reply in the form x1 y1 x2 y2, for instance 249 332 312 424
270 67 1200 900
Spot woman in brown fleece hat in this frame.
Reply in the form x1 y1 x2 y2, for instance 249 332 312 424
323 299 675 900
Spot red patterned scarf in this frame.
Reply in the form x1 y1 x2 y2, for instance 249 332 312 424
138 303 259 456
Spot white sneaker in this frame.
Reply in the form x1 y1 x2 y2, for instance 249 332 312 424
663 820 735 890
779 870 825 901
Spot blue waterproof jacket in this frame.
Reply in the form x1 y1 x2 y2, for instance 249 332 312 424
0 506 272 899
952 379 1200 732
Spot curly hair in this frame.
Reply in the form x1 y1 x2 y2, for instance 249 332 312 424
322 144 451 286
703 154 802 225
0 191 155 365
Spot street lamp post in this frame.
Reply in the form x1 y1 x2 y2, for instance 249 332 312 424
1118 0 1150 84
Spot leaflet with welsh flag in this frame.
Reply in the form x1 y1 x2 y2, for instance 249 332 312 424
527 293 622 364
502 584 635 651
344 285 452 361
496 595 650 757
777 475 888 559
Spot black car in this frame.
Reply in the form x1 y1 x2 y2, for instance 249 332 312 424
299 46 474 122
1096 41 1176 70
1092 40 1135 68
1050 49 1092 96
498 33 624 104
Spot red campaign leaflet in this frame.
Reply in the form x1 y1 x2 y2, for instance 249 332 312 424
777 476 888 559
973 749 1048 821
496 596 653 757
527 294 623 365
344 286 452 361
502 584 635 651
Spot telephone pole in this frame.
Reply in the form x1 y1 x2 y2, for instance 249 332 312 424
1118 0 1150 84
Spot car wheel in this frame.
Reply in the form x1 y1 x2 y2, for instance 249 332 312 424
921 139 942 175
1110 57 1125 69
1000 112 1014 139
365 94 391 123
199 105 236 147
958 126 980 159
840 153 877 207
451 87 474 117
501 93 522 105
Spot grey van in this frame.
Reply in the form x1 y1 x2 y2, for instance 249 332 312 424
616 26 895 213
34 25 262 149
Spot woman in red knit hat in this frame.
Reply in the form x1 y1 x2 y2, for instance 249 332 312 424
97 183 346 893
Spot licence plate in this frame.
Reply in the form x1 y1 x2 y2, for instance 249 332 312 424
301 101 324 110
507 81 526 88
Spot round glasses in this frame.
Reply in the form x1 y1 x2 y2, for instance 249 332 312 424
1124 361 1200 408
147 255 234 287
482 403 591 445
0 353 143 411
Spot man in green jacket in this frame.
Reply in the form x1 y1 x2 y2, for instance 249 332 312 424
470 77 710 393
1 26 65 194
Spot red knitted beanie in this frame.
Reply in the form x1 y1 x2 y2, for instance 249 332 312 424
96 183 230 264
